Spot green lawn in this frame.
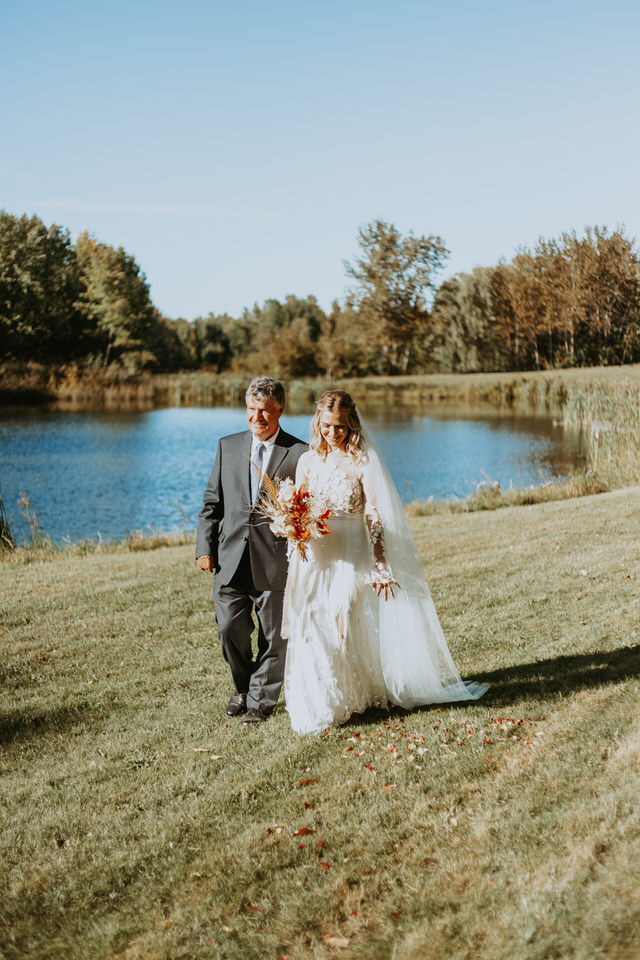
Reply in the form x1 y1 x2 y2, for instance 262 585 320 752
2 488 640 959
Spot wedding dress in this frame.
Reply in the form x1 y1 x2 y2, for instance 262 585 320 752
282 441 487 734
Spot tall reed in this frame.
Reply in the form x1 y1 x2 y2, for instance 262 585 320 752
17 492 53 551
562 379 640 485
0 486 15 551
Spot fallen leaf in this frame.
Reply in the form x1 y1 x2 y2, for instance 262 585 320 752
298 779 318 786
320 862 330 870
324 936 349 947
191 872 203 879
293 827 316 836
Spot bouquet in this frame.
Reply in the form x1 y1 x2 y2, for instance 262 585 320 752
258 474 331 560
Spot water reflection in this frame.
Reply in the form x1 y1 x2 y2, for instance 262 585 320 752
0 407 587 544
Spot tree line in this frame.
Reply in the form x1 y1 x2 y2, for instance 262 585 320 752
1 210 639 377
431 227 640 371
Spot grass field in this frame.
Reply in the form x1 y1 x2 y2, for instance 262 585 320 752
2 488 640 960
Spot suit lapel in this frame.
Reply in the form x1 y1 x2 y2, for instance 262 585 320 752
239 431 253 507
267 432 289 480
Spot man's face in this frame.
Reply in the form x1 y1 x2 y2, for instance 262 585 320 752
246 395 283 441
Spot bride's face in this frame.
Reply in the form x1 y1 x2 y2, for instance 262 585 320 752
319 411 350 451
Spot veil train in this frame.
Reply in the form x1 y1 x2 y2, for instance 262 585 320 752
360 419 488 708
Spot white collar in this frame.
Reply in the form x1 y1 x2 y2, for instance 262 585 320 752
251 427 280 451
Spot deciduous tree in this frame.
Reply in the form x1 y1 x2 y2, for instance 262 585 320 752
344 219 449 373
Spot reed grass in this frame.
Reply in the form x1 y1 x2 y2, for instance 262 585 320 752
0 486 16 552
16 492 54 551
3 527 196 565
406 471 609 516
561 379 640 487
4 361 640 415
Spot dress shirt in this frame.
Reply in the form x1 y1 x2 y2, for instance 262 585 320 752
250 427 280 502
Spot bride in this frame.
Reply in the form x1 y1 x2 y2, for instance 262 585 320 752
283 390 487 735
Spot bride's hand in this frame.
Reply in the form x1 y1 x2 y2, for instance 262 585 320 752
371 579 401 601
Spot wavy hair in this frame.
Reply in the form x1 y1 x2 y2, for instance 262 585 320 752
310 390 366 460
245 376 285 408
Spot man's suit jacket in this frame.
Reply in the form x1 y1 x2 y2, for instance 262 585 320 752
195 428 308 591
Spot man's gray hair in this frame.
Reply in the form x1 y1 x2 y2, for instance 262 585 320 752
245 376 285 408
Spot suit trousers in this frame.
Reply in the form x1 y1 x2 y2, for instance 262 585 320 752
213 548 287 713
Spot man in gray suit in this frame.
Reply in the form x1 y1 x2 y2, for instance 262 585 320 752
196 377 307 724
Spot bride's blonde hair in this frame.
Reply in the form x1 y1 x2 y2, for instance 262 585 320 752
310 390 366 460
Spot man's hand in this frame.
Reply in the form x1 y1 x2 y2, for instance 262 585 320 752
197 555 215 572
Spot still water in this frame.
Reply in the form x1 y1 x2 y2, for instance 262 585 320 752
0 407 586 544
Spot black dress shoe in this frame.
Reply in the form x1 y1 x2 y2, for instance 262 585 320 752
226 692 247 717
242 707 271 725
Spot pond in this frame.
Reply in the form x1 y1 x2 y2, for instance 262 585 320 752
0 406 587 544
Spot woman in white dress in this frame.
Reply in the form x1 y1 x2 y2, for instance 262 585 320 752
283 390 487 734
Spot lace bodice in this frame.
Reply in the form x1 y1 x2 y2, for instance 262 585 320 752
296 449 394 584
297 450 367 516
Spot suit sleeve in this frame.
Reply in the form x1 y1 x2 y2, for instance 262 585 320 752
195 441 224 565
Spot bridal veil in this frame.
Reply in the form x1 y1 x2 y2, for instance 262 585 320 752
360 421 488 708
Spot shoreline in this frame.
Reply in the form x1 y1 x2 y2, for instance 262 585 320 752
3 363 640 554
1 472 614 562
3 362 640 414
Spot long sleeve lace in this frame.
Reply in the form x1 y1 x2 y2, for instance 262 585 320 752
361 460 395 584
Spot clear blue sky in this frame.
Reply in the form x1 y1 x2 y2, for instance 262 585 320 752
2 0 639 320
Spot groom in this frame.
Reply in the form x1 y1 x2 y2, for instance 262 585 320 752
196 377 307 724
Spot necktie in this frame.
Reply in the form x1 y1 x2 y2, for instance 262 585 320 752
252 442 266 504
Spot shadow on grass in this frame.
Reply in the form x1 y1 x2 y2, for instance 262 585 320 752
0 700 111 747
341 644 640 727
470 643 640 706
5 646 638 744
